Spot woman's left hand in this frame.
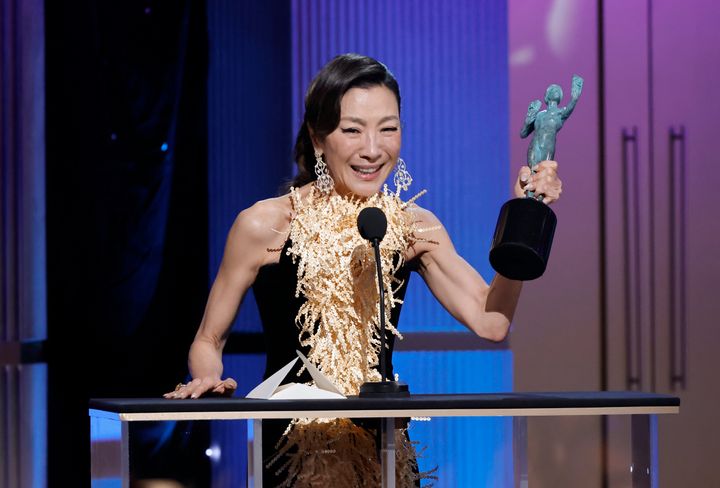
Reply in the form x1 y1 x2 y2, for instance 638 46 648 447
514 160 562 204
163 377 238 399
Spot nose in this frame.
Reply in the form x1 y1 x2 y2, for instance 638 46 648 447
359 132 382 163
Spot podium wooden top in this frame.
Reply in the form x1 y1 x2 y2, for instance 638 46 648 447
89 391 679 421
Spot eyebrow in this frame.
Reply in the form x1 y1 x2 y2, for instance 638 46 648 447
339 115 400 125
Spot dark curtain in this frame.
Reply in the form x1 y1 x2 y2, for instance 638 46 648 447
46 0 209 485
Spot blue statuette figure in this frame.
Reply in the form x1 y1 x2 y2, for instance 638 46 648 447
521 75 583 198
489 75 583 281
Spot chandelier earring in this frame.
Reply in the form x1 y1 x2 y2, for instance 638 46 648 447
314 150 334 194
393 157 413 192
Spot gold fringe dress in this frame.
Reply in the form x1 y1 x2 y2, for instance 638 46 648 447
251 187 437 487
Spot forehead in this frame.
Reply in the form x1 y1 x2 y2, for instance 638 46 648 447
340 85 399 118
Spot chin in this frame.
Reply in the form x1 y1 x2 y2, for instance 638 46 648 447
341 181 387 199
338 168 393 198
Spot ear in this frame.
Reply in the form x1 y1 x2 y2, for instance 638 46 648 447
308 126 322 155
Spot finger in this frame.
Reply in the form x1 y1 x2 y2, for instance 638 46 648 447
531 173 561 194
163 383 183 398
518 166 532 184
167 378 213 399
533 167 558 183
542 190 562 204
537 160 558 171
164 385 190 399
539 184 562 204
164 380 194 399
175 379 202 399
187 377 219 399
533 185 560 200
211 378 238 397
517 168 533 196
525 173 546 192
210 384 234 397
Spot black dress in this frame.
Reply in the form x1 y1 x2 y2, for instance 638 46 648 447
252 240 412 486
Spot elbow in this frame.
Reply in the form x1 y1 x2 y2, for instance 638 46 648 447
468 316 510 342
482 324 509 343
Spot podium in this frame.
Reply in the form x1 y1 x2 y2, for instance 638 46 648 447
89 391 679 488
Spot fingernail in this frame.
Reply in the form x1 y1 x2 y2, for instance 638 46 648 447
191 393 198 399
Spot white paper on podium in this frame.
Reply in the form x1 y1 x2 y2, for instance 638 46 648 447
245 350 346 400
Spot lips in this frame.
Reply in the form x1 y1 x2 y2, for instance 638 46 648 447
351 163 384 178
351 165 381 174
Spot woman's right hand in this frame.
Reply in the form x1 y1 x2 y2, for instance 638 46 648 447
163 376 238 399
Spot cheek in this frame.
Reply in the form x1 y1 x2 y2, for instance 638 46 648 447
325 139 357 162
383 136 402 157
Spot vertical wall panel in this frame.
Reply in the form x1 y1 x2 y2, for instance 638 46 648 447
394 351 514 486
508 0 601 384
1 0 46 486
291 0 509 333
0 0 46 343
16 0 46 344
207 1 292 332
508 0 602 486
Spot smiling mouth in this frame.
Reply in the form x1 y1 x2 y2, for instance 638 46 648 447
351 163 384 175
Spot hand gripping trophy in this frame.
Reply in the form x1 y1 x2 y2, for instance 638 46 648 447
489 75 584 280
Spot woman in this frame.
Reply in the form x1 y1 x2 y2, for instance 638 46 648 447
165 53 562 486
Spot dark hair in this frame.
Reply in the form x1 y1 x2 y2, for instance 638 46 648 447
289 53 401 189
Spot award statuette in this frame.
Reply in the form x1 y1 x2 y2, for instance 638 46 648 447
490 75 583 280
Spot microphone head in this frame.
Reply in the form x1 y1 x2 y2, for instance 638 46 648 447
357 207 387 242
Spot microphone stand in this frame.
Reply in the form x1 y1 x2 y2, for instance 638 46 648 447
374 238 388 380
358 237 410 398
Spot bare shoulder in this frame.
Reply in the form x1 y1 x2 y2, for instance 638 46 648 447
405 204 452 261
226 193 293 266
406 203 442 227
235 195 292 234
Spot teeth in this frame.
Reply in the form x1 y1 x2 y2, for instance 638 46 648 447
352 166 381 174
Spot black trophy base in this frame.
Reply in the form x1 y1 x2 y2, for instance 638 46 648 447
489 197 557 281
358 381 410 398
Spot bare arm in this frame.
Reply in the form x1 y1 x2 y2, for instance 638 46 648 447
165 199 288 398
408 163 562 340
410 208 521 341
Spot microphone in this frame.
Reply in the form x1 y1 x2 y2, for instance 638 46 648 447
357 207 410 397
357 207 387 242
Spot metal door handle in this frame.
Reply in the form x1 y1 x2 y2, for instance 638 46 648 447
669 126 687 390
622 127 642 390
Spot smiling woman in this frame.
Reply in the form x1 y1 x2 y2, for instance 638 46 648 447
290 54 404 193
165 53 563 486
310 85 401 197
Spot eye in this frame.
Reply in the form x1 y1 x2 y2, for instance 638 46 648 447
341 127 361 134
381 126 399 132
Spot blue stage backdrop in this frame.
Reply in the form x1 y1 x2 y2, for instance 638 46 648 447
208 1 512 486
289 0 508 332
207 0 292 331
